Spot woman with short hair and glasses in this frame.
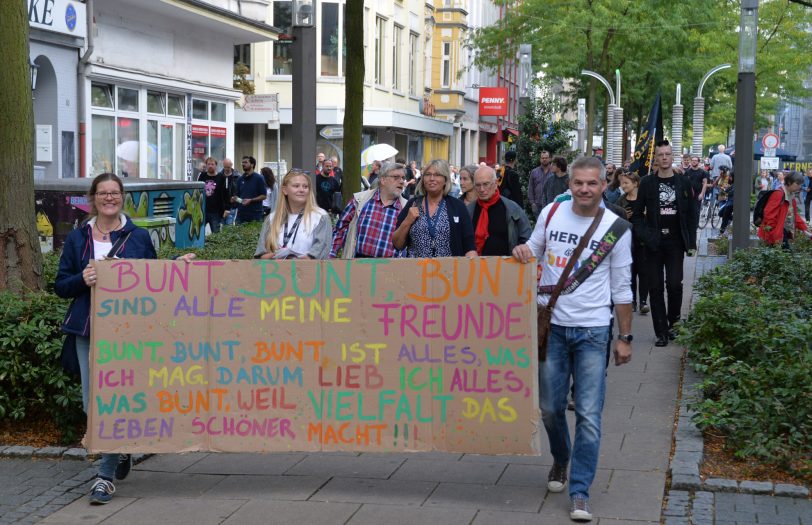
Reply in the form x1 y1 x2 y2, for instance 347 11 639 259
393 159 477 257
54 173 195 505
254 169 332 259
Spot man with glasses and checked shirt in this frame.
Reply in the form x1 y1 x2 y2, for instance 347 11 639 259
330 162 408 258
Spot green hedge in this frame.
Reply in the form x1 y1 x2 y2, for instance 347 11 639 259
0 251 84 442
159 221 263 260
679 239 812 478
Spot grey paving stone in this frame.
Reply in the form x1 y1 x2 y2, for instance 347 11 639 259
222 500 359 525
473 509 565 525
669 461 699 477
38 497 138 524
61 449 87 461
459 453 551 466
311 477 437 505
132 452 208 473
285 454 404 479
703 477 739 492
183 452 306 476
495 463 547 488
663 517 689 525
425 482 543 512
32 448 68 459
102 496 244 525
391 457 505 484
3 446 36 458
109 471 225 498
739 480 773 494
590 470 667 523
204 474 328 500
774 483 809 497
670 474 701 491
348 503 476 525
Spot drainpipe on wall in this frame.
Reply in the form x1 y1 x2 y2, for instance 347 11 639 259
77 0 94 178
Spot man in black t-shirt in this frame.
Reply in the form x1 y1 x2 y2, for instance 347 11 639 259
684 155 710 222
468 166 531 256
633 141 697 347
498 150 524 206
316 158 342 213
197 157 229 233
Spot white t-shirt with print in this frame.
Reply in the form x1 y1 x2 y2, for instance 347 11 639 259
527 200 633 327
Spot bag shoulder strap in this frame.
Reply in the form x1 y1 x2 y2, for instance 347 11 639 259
544 201 561 228
545 207 604 311
106 231 132 259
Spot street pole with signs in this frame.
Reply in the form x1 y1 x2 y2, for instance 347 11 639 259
732 0 758 252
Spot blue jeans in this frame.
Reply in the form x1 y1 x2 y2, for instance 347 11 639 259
77 336 123 481
224 209 236 226
205 212 223 234
540 324 610 500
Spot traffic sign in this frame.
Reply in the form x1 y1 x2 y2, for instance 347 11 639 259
319 126 344 139
763 147 776 157
762 133 779 150
760 157 779 170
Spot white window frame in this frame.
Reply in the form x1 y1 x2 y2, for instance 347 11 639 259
392 24 403 91
441 42 451 88
375 16 386 87
408 32 419 97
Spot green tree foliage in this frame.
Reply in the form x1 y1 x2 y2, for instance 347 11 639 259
470 0 812 154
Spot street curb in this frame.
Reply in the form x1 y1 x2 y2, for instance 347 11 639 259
0 445 153 466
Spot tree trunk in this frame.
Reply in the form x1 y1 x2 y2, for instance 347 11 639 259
342 0 364 202
0 2 43 292
585 78 596 155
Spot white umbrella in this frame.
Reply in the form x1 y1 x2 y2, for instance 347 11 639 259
361 143 398 166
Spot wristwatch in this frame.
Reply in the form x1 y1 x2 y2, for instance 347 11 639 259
618 334 633 343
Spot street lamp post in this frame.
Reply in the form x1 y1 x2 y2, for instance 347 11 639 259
672 84 683 157
517 44 532 117
691 64 732 156
291 0 316 176
581 70 618 164
612 69 623 166
732 0 759 252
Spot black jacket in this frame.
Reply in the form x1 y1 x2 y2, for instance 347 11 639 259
499 166 524 206
633 172 698 252
396 195 475 256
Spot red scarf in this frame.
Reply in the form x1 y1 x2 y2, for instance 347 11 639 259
474 188 501 254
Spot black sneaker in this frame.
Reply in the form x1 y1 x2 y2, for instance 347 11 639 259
547 463 568 493
89 478 115 505
655 335 668 347
570 497 593 521
115 454 132 480
639 302 650 314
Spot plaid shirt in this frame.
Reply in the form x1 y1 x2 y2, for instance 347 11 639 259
330 190 403 258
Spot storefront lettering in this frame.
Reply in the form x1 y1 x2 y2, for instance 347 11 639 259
29 0 55 26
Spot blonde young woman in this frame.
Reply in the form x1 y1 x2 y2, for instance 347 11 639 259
254 169 332 259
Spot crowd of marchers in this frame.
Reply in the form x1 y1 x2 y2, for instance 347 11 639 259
51 142 810 522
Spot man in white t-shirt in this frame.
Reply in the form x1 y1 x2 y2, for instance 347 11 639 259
513 156 633 523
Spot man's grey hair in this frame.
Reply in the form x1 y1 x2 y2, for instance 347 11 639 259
570 156 607 181
380 161 405 179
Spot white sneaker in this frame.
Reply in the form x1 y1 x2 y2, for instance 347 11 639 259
570 497 593 521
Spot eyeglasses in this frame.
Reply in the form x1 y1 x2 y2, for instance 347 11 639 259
387 175 406 181
423 172 445 179
94 191 122 200
474 181 494 189
288 169 312 175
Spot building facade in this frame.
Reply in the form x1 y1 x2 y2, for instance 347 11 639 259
30 0 279 180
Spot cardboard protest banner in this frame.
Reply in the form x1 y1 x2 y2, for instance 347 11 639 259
87 258 540 455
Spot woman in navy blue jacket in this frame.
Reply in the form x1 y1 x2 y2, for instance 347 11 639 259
54 173 192 505
393 159 477 257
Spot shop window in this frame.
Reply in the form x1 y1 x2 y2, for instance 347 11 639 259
320 2 339 76
117 87 139 112
211 102 226 122
91 115 115 175
192 99 209 120
147 91 165 114
116 117 140 178
272 1 292 75
167 94 185 117
91 84 114 109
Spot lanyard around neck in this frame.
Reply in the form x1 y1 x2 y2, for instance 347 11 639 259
283 211 304 248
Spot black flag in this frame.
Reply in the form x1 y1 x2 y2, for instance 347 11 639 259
629 93 663 177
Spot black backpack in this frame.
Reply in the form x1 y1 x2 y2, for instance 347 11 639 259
752 190 777 227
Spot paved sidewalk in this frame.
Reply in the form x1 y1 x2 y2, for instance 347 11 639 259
2 257 698 525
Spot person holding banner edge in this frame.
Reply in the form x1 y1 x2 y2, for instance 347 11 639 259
54 173 196 505
512 156 633 522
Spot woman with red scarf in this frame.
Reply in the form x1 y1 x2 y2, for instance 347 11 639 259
467 165 532 256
